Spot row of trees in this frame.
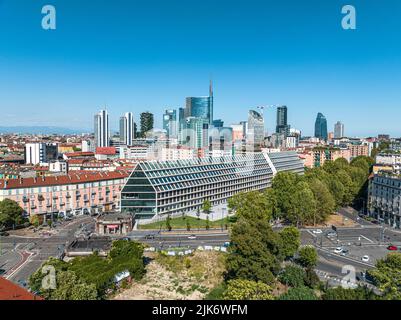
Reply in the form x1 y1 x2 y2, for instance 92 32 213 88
29 240 145 300
228 156 373 227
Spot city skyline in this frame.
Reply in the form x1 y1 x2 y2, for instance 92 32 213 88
1 0 401 137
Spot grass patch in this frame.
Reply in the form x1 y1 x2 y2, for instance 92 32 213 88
138 215 232 230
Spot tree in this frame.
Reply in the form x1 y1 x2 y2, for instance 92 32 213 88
205 216 210 230
224 279 274 300
287 182 316 227
303 268 320 288
322 286 377 300
225 217 281 285
202 200 212 214
307 178 335 224
196 207 201 220
166 215 172 231
298 246 318 269
51 270 98 300
228 191 274 221
278 265 305 287
0 199 24 228
186 220 191 231
278 227 301 259
271 172 301 220
368 252 401 299
279 286 318 300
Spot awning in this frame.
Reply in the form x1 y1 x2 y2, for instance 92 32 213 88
106 225 119 229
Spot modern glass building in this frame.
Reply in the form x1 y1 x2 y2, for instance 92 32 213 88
94 109 110 148
276 106 290 137
314 113 328 141
185 97 213 124
247 110 265 145
163 109 177 138
120 151 304 220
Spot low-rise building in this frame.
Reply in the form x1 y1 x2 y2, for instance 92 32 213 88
95 212 133 235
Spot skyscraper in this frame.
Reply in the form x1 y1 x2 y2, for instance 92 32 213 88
163 109 177 138
334 121 345 138
184 81 214 125
94 109 110 148
314 112 328 141
140 112 154 138
276 106 290 137
247 110 265 145
119 112 134 146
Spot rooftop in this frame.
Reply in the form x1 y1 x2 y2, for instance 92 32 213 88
0 277 43 300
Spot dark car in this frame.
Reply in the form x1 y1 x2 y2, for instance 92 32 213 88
144 234 155 240
0 269 6 275
371 220 379 224
0 231 9 237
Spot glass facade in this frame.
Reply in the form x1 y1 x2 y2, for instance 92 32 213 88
185 97 212 124
314 112 328 141
120 151 304 220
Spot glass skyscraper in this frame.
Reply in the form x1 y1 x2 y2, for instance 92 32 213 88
276 106 290 137
314 112 328 141
247 110 265 145
163 109 177 138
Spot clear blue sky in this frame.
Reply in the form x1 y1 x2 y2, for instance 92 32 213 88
0 0 401 137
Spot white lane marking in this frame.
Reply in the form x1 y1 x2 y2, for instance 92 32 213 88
359 234 374 244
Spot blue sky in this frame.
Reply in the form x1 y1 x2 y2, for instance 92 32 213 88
0 0 401 136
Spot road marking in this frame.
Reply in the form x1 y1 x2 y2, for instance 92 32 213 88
359 234 374 244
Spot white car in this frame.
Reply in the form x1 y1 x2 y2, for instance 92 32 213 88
334 247 343 254
362 255 370 262
188 235 197 240
312 229 323 234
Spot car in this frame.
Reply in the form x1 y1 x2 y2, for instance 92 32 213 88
312 229 323 234
144 234 155 240
334 247 343 254
362 255 370 262
371 220 379 225
387 245 398 251
0 269 5 276
341 249 349 256
188 235 197 240
121 237 131 241
223 242 231 247
0 231 9 237
326 231 337 237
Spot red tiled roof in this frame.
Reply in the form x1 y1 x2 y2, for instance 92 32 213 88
96 147 117 155
0 170 129 189
0 277 43 300
64 152 94 158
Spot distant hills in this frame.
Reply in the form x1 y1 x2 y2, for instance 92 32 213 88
0 126 90 135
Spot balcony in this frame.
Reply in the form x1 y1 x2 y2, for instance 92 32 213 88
38 195 45 202
23 197 29 203
66 194 71 198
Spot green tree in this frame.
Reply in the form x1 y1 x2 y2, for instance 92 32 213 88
303 268 320 289
225 217 281 285
51 270 98 300
0 199 24 228
205 216 210 230
278 226 301 259
287 182 316 227
224 279 274 300
298 246 318 269
186 220 191 231
278 265 305 287
307 178 335 224
368 252 401 299
166 215 172 231
322 286 377 300
228 191 273 221
202 200 212 214
279 286 318 300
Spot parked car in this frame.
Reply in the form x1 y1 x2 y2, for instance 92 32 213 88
312 229 323 234
0 269 5 275
326 231 337 237
387 245 398 251
121 237 131 241
144 234 155 240
362 255 370 262
341 249 349 256
371 220 379 225
0 231 9 237
188 235 197 240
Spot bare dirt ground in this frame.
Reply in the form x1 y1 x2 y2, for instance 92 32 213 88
305 213 357 228
113 251 226 300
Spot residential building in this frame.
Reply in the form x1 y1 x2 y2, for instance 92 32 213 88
119 112 135 146
368 173 401 228
120 151 304 221
140 112 154 138
0 171 129 217
25 143 46 165
349 143 369 158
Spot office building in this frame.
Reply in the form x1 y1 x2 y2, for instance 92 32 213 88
276 106 290 137
163 109 177 138
119 112 135 146
120 151 304 220
247 110 265 145
25 143 47 165
94 109 110 148
314 113 328 141
334 121 344 139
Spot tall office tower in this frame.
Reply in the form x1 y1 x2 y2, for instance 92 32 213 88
247 110 265 145
185 81 214 125
184 117 209 149
314 112 328 141
163 109 177 138
140 112 154 138
94 109 110 148
212 119 224 128
119 112 134 145
276 106 290 137
240 121 248 138
334 121 345 139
